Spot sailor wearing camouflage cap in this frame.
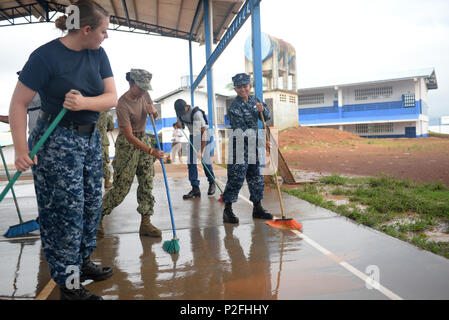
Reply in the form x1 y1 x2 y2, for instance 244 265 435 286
99 68 164 239
221 72 273 224
126 68 152 91
232 73 251 87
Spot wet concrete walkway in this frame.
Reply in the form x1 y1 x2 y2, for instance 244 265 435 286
1 163 449 300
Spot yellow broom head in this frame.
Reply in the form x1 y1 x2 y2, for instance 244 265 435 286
266 218 303 231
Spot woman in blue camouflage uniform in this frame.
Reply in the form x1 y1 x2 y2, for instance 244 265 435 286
222 73 273 224
8 0 117 300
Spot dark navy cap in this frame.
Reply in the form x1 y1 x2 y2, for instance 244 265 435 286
232 73 251 87
174 99 187 118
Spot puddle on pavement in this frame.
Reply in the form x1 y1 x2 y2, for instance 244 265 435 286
88 224 305 300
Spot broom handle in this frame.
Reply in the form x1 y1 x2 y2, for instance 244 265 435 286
178 126 223 194
0 146 23 223
150 115 177 238
0 107 68 203
260 111 286 219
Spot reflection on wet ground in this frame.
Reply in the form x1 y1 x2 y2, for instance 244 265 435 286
1 172 449 300
89 224 304 300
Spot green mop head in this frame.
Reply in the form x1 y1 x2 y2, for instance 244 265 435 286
163 238 180 254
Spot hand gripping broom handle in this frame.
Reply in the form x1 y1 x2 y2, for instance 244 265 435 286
0 108 68 203
178 126 223 194
260 110 286 219
150 115 177 238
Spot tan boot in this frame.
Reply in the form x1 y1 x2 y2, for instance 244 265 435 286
97 216 105 238
139 215 162 237
104 180 112 190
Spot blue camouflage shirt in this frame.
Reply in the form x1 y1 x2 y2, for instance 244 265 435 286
227 95 271 131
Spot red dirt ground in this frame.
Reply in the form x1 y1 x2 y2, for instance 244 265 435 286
278 126 449 186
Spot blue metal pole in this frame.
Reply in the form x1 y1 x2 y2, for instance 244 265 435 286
250 0 264 129
188 0 202 106
189 38 195 107
203 0 214 129
203 0 215 154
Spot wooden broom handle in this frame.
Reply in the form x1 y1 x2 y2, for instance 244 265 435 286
260 111 286 219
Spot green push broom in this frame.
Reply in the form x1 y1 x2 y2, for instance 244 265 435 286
1 145 39 237
178 127 224 203
1 107 68 237
150 115 180 254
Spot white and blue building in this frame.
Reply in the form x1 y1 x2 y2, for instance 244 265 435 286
297 68 438 138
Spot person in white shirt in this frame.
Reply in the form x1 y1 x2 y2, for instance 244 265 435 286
171 122 183 163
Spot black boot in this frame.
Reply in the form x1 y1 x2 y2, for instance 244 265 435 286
60 285 103 300
80 258 114 282
252 202 273 220
207 182 216 196
183 186 201 199
223 203 239 224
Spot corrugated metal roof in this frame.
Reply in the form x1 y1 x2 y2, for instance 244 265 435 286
299 68 438 91
0 0 244 43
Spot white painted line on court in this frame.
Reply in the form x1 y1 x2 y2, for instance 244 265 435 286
35 279 57 300
215 178 403 300
0 235 40 242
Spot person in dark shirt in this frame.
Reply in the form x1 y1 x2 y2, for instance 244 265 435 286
8 0 117 300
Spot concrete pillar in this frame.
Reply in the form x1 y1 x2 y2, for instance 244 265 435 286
282 73 288 91
336 86 343 118
272 46 279 90
414 78 421 115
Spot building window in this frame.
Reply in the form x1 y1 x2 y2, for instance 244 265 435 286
280 94 287 102
370 123 394 133
216 106 225 125
355 86 393 101
356 123 394 134
356 124 368 134
298 93 324 105
289 95 296 104
403 94 415 108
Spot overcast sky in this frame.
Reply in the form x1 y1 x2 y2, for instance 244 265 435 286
1 0 448 133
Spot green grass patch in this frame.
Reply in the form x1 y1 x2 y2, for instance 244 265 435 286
429 131 449 139
282 174 449 259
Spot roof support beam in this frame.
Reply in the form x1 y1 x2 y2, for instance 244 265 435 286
121 0 131 28
109 0 118 16
189 0 202 40
36 0 49 22
132 0 138 21
175 0 183 30
12 1 32 22
189 0 203 106
0 9 13 24
155 0 159 26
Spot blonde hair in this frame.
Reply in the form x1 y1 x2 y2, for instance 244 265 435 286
55 0 109 32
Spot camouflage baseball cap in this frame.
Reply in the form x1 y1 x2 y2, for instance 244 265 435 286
232 73 251 87
130 68 152 91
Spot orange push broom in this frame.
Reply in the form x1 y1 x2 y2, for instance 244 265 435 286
260 111 303 232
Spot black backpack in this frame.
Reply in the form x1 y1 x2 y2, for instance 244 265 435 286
181 106 208 126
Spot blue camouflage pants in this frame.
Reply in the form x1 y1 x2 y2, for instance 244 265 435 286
29 118 103 287
222 138 264 204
